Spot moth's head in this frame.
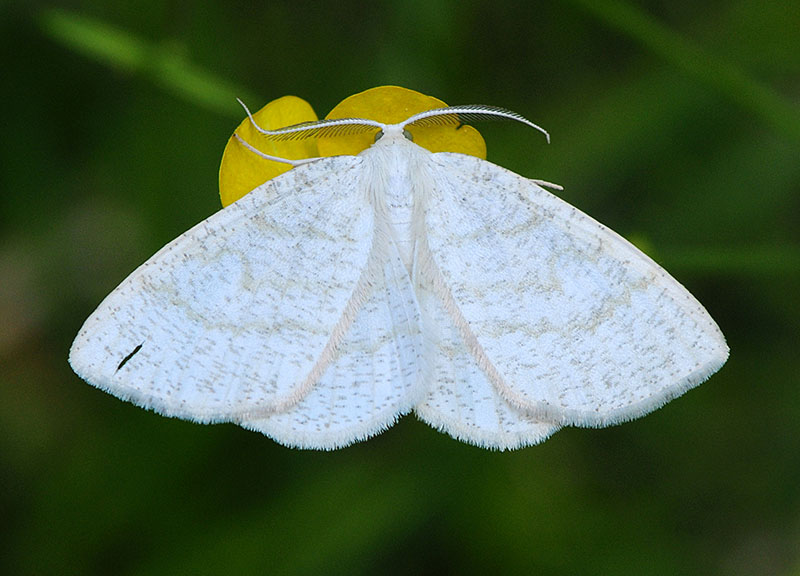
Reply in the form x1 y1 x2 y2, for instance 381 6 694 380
372 125 414 146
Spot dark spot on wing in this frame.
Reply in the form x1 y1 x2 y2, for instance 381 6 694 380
116 343 143 372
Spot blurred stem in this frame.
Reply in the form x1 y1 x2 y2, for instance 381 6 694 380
38 8 257 118
571 0 800 143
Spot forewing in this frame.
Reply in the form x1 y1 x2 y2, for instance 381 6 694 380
421 153 728 427
70 156 376 423
242 231 424 449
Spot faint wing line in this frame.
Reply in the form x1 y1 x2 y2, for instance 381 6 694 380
239 223 395 420
414 238 521 412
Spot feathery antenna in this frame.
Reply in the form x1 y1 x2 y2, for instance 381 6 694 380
403 105 550 143
237 98 384 141
237 100 550 143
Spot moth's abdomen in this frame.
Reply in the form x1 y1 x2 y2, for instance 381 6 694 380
386 197 415 273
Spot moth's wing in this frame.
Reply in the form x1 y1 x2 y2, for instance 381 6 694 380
419 153 728 428
414 260 560 449
70 156 404 425
242 231 424 449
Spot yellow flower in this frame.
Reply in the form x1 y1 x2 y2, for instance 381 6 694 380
218 86 487 207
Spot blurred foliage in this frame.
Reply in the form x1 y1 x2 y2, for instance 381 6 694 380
1 1 799 575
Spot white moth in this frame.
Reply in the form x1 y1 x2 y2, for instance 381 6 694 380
70 104 728 450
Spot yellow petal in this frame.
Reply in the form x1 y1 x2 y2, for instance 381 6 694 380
218 96 318 207
219 87 487 207
318 85 486 159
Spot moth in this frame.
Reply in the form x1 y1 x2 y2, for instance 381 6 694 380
70 100 728 450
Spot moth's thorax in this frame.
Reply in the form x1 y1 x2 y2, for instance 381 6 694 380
361 135 429 272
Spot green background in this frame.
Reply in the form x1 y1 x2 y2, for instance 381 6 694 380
2 1 799 574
